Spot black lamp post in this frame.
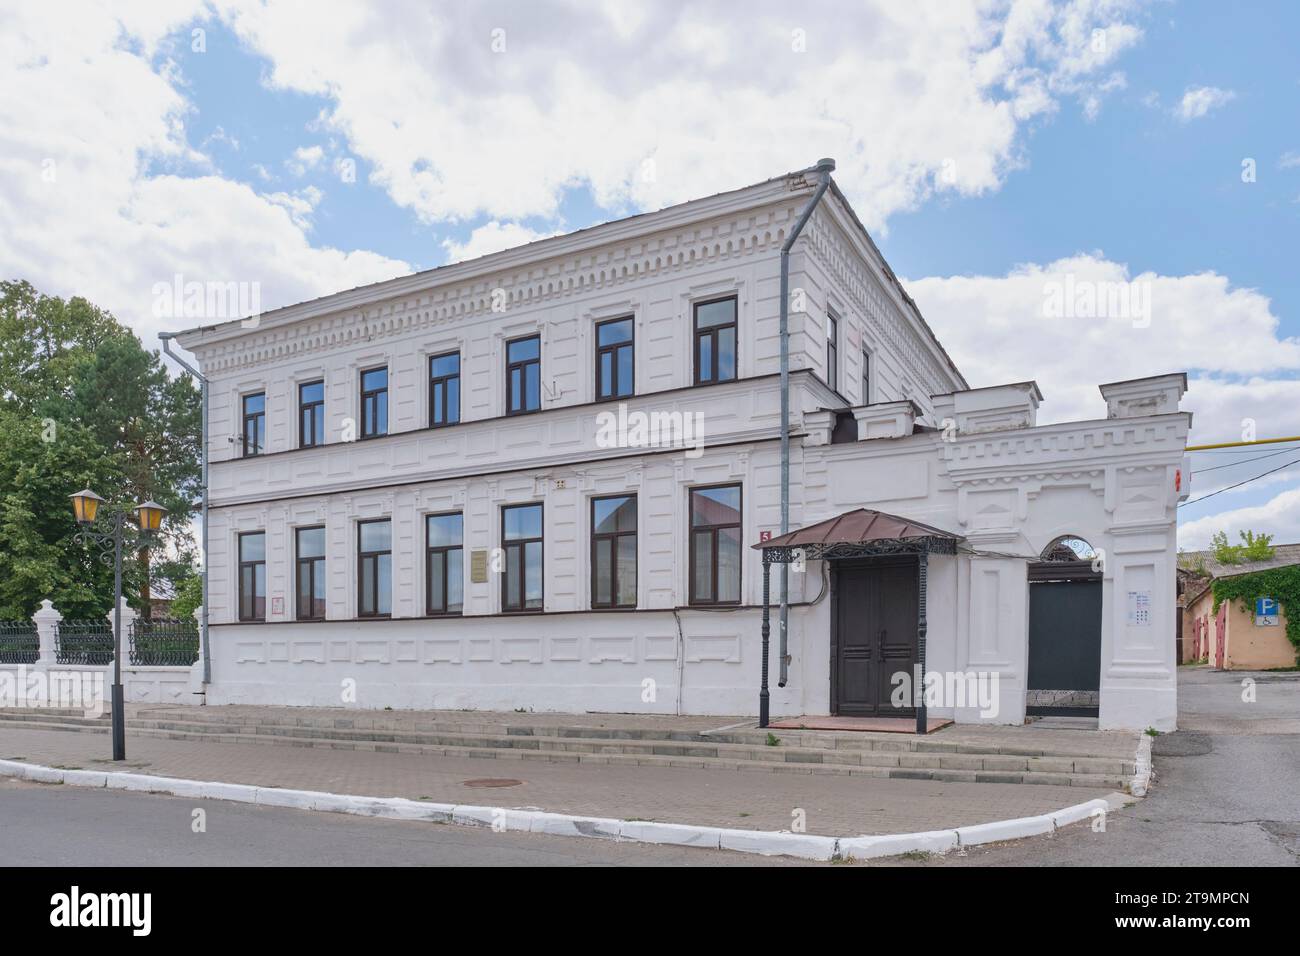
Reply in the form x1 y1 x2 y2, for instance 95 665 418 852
70 489 168 761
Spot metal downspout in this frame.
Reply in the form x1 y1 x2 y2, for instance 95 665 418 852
158 332 211 686
778 158 835 689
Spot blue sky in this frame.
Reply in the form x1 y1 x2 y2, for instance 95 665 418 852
2 1 1297 547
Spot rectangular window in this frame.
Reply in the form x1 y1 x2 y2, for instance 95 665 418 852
502 503 543 612
827 313 839 391
242 393 265 457
357 519 391 617
429 352 460 427
299 380 325 448
693 297 737 385
360 367 388 439
238 531 266 621
689 485 742 606
591 494 637 608
426 512 464 616
295 526 326 621
506 335 541 415
595 317 634 401
861 348 872 404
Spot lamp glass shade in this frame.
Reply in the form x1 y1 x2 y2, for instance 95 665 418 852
135 500 168 533
70 489 104 525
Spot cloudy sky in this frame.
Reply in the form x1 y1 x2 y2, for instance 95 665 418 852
2 0 1297 549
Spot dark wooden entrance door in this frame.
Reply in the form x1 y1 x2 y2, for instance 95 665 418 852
1026 563 1102 717
832 558 918 716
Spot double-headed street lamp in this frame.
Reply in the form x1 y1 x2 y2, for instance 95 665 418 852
69 489 168 761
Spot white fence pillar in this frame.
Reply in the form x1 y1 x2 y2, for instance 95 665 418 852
31 599 61 665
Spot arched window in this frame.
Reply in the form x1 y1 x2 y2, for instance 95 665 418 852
1040 535 1098 563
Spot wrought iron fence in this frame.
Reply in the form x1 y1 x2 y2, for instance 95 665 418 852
0 621 39 664
55 620 115 666
130 617 199 666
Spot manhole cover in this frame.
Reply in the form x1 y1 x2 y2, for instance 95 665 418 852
462 778 523 788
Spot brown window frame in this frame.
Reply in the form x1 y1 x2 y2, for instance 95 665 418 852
428 351 460 428
501 502 544 613
295 525 326 622
688 483 743 607
826 312 839 392
425 511 464 617
594 316 634 402
359 366 388 439
861 347 872 404
505 334 541 417
590 494 637 609
299 380 325 449
237 531 266 621
356 518 392 618
241 392 265 457
692 296 738 385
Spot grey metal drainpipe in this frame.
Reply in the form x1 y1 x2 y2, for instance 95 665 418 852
158 332 211 687
778 158 835 689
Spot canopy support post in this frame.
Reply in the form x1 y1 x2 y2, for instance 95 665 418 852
916 550 929 735
760 556 771 728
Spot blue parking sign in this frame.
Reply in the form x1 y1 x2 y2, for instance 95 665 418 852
1255 597 1279 626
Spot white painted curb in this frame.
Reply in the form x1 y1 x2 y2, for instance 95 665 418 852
0 759 1125 862
1130 733 1154 797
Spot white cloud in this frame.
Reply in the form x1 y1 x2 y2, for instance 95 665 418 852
215 0 1146 231
1174 85 1235 122
1178 487 1300 550
0 4 410 345
1279 151 1300 170
286 144 324 175
442 221 563 263
904 254 1300 444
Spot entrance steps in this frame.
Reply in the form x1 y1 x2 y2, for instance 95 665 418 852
0 706 1137 791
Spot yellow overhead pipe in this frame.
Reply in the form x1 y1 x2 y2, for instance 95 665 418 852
1185 435 1300 452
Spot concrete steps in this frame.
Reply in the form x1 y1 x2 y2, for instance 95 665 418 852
0 709 1134 790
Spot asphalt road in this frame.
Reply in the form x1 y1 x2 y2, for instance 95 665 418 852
2 667 1294 866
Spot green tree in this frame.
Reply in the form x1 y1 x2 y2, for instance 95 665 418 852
0 280 200 620
1211 529 1276 565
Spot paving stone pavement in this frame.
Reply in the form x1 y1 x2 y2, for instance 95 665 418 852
0 724 1117 837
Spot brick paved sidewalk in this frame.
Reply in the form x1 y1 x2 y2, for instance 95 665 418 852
0 725 1118 837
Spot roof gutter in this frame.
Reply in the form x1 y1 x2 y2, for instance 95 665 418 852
158 332 211 689
779 158 835 689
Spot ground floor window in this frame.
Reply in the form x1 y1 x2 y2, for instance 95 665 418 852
238 531 266 621
357 519 392 617
591 494 636 608
426 512 464 615
689 484 741 605
502 503 543 612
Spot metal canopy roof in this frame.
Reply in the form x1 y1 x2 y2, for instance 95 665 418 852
754 508 961 561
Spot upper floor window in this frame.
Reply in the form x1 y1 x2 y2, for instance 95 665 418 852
861 348 872 404
357 519 391 618
502 503 543 612
426 512 464 616
693 297 737 385
429 352 460 427
299 380 325 448
238 531 266 621
689 485 741 606
826 313 839 391
241 392 265 457
360 367 388 438
506 335 541 415
595 317 634 401
591 494 637 608
295 526 326 621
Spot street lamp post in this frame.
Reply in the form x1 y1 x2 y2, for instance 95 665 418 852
69 490 167 761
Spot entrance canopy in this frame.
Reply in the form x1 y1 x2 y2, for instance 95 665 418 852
754 508 962 563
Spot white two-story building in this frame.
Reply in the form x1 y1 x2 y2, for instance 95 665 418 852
174 167 1190 731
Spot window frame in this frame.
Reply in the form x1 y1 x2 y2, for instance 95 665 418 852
237 530 266 622
428 351 461 428
594 316 634 402
241 392 266 458
826 312 839 392
688 483 743 607
299 379 325 449
501 502 544 613
590 494 637 609
861 347 872 405
359 366 388 440
294 525 326 622
692 296 738 386
356 518 392 619
425 511 464 617
505 333 542 417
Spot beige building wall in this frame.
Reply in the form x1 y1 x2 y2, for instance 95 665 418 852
1181 587 1295 669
